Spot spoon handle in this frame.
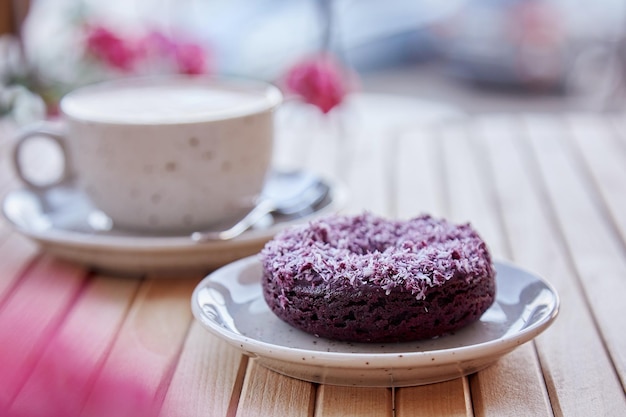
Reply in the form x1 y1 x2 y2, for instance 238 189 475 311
190 199 276 242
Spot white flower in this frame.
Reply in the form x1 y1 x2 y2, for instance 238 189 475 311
0 35 46 125
8 85 46 125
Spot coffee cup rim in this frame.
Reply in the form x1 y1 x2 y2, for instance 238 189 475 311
59 75 283 126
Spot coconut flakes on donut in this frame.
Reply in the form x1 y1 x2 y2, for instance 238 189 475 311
260 212 493 301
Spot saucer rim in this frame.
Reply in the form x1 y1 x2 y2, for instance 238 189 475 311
2 174 348 250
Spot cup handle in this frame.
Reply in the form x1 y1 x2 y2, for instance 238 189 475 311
12 123 72 190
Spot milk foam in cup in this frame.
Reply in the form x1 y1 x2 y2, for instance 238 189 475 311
12 76 283 233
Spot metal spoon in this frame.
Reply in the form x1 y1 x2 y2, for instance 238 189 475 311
190 170 329 242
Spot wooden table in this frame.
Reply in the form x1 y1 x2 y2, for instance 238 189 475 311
1 95 625 416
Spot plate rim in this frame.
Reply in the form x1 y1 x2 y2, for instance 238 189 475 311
191 257 560 368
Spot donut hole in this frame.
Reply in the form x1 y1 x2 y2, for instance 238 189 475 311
305 215 408 255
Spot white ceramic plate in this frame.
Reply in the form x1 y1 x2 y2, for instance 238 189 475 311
192 257 559 387
1 174 346 276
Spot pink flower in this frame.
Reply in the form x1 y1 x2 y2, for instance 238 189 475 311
84 25 210 76
174 42 207 75
137 30 209 75
285 53 352 113
85 25 137 72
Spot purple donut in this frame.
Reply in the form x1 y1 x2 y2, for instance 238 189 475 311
260 213 496 343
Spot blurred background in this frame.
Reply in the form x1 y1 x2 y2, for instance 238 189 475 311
2 0 626 123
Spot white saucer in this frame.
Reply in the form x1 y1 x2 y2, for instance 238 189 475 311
1 175 347 276
191 257 559 387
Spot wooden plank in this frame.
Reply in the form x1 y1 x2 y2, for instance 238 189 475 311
438 119 509 254
566 115 626 254
315 386 392 417
394 125 447 218
79 277 196 417
321 119 393 216
339 132 392 215
523 114 626 391
302 94 457 217
483 112 620 416
159 321 247 417
297 103 376 215
235 361 315 417
470 346 550 417
439 117 553 417
482 114 626 416
468 112 621 416
396 379 469 417
9 274 139 417
0 256 87 411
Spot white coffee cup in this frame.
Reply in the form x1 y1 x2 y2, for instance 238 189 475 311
12 76 283 233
